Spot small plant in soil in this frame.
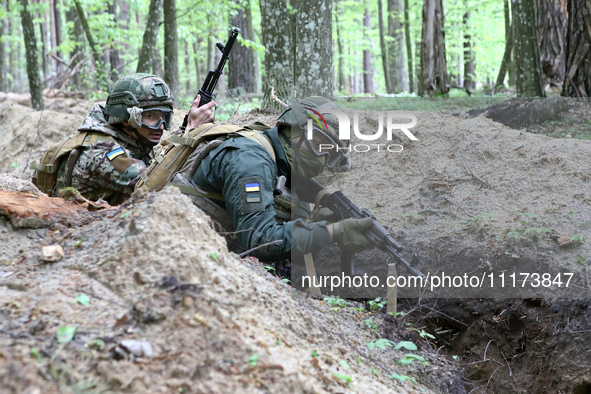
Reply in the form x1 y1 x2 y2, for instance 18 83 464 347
398 354 429 366
367 338 395 351
324 295 348 311
363 317 378 331
367 297 387 311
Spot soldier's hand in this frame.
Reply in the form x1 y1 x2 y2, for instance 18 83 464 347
313 207 338 223
331 217 374 252
186 94 216 130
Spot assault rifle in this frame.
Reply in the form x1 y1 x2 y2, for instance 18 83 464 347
181 27 240 131
299 178 426 279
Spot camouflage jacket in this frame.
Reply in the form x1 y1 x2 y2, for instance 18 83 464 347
191 127 332 261
56 104 153 204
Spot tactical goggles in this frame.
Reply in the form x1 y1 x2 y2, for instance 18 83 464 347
305 127 345 171
139 108 174 130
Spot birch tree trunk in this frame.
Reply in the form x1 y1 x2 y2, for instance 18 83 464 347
418 0 449 96
495 0 513 88
20 0 44 109
137 0 163 74
259 0 293 108
163 0 178 105
511 0 545 96
561 0 591 96
295 0 333 98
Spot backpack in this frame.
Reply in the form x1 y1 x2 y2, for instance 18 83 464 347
31 132 116 196
135 122 275 196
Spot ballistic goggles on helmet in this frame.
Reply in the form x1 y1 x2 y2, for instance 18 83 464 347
304 125 345 171
127 106 174 130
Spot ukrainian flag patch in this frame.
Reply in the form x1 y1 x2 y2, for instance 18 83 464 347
106 147 125 161
245 183 260 192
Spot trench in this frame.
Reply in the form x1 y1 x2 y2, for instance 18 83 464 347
292 244 591 393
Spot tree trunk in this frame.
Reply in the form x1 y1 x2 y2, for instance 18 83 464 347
404 0 413 93
0 10 4 91
387 0 407 92
193 37 201 90
511 0 545 96
259 0 293 108
38 22 47 81
419 0 449 96
163 0 178 105
137 0 163 74
363 6 374 94
184 41 190 97
463 11 474 91
335 2 346 93
49 0 57 73
152 42 163 77
537 0 567 85
54 0 62 66
73 0 106 90
107 0 122 83
65 5 83 90
561 0 591 96
20 0 44 109
245 0 259 93
495 21 513 88
228 7 254 94
378 0 390 93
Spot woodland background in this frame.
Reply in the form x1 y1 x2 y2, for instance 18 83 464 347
0 0 589 115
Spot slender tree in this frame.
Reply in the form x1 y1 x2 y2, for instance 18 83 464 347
419 0 449 96
463 11 474 91
163 0 178 105
137 0 163 73
403 0 413 93
295 0 333 98
0 7 4 91
387 0 407 92
20 0 44 109
107 0 122 83
245 0 259 93
363 5 373 94
495 0 513 88
378 0 390 93
511 0 545 96
65 4 84 90
54 0 62 69
259 0 293 108
561 0 591 96
228 7 254 93
73 0 106 89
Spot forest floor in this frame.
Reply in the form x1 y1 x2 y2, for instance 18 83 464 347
0 93 590 393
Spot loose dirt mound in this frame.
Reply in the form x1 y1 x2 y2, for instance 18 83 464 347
0 188 460 393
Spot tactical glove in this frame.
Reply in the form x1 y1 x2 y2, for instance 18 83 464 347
312 207 338 223
332 217 375 252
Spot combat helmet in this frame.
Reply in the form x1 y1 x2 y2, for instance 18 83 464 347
104 73 174 135
277 97 351 173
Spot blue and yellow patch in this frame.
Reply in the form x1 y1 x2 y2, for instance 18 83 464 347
106 147 125 161
245 183 260 192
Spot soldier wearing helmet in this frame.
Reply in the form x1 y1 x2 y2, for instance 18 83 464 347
190 96 374 263
55 73 214 204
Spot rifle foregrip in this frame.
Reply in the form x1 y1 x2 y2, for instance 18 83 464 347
197 90 213 107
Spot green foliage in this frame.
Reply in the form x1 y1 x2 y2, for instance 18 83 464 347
248 354 258 367
332 372 352 386
85 338 105 351
56 325 77 344
324 295 348 309
312 350 318 357
363 317 377 331
367 338 395 351
389 373 416 382
398 353 429 366
75 293 90 306
74 238 84 248
209 253 218 261
31 347 42 361
394 341 418 351
367 297 387 311
570 235 588 245
264 265 275 271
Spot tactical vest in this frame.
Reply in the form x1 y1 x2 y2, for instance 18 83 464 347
135 122 282 240
31 132 117 197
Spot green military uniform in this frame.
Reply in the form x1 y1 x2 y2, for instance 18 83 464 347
191 126 332 261
55 104 152 204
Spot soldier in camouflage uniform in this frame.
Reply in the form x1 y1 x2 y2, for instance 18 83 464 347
55 73 214 204
191 97 374 262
